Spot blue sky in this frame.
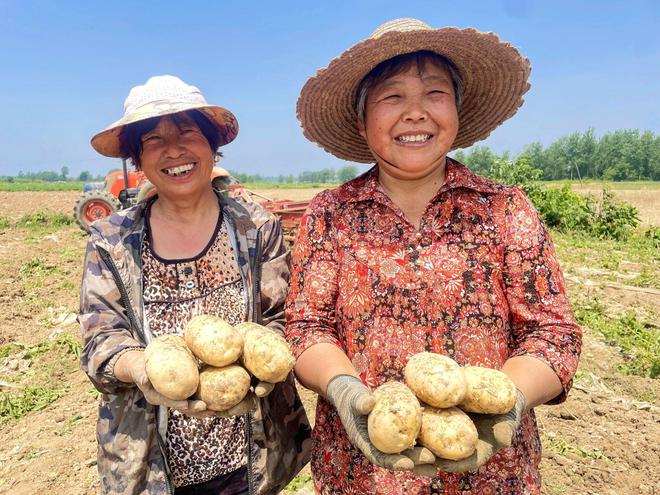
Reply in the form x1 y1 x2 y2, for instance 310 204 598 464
0 0 658 177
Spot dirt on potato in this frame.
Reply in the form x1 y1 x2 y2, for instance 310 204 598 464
0 190 658 495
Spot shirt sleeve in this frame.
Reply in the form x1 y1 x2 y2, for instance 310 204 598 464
78 236 144 395
285 190 343 358
257 213 290 336
502 187 582 403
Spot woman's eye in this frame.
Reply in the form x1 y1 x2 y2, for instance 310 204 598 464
142 135 160 143
381 94 400 101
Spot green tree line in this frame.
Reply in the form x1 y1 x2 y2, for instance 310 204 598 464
4 165 361 185
5 129 659 183
453 128 659 181
7 167 102 182
228 165 359 184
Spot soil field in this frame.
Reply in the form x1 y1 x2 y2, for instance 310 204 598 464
0 189 658 495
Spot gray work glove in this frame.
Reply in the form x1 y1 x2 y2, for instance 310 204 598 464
120 351 207 416
326 375 433 472
414 389 527 476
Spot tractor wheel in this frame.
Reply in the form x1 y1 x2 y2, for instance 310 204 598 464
73 190 122 233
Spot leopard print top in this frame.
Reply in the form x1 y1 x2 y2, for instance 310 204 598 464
142 206 247 488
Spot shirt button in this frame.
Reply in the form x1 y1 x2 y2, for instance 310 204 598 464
415 232 422 239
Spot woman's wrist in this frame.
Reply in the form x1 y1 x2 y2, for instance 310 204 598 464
112 348 145 383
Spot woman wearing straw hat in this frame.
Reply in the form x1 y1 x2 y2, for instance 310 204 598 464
79 75 310 495
285 18 581 494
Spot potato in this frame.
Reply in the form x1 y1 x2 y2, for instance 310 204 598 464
144 334 199 401
460 366 517 414
404 352 466 408
417 406 478 460
234 322 295 383
197 364 251 411
368 381 422 454
184 315 243 367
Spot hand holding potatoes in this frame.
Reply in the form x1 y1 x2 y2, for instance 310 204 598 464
141 317 295 416
117 347 207 415
357 352 526 476
326 375 423 472
415 388 526 475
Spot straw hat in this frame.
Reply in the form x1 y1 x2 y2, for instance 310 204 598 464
91 75 238 157
297 18 531 163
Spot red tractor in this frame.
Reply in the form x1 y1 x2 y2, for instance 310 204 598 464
74 160 242 232
74 160 310 237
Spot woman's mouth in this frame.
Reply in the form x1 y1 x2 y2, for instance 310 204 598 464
162 163 195 177
395 134 433 143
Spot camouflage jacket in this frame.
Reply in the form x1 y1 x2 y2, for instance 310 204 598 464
79 192 311 495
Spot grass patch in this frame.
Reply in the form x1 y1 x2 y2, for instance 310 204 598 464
0 343 20 359
0 386 65 426
0 180 83 192
574 301 659 378
283 473 313 493
542 433 607 460
54 413 84 436
553 229 659 288
88 387 102 400
16 212 74 229
0 334 82 361
0 216 10 229
20 258 66 278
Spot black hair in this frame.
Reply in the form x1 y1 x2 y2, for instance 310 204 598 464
119 109 222 169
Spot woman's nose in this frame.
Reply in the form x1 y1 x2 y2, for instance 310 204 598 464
163 135 186 158
402 97 428 122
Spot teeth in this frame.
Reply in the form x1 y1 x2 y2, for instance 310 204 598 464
164 163 194 176
397 134 431 143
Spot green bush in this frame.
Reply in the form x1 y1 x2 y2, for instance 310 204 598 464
588 189 640 240
488 156 543 199
534 185 592 231
642 226 660 250
487 158 640 241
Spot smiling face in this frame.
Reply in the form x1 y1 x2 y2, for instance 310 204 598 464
138 113 216 202
358 62 459 181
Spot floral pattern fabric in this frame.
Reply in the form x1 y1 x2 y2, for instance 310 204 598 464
285 159 582 494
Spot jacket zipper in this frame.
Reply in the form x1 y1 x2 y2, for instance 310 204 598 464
97 246 175 495
245 228 262 495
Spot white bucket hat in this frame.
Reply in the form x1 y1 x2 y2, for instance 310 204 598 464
91 75 238 157
297 18 531 163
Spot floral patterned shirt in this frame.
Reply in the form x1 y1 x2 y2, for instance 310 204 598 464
285 159 582 494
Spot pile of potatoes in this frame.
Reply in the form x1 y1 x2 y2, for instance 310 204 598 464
144 315 295 411
367 352 517 460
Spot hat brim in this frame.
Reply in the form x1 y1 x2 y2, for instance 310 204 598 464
297 27 531 163
91 102 239 158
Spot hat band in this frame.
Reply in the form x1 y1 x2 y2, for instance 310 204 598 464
122 99 208 124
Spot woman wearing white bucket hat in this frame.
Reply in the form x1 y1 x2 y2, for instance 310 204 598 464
285 18 581 494
79 75 310 495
